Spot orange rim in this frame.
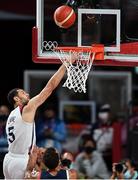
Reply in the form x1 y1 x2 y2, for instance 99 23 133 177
54 44 104 60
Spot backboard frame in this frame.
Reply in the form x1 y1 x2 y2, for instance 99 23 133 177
78 9 120 52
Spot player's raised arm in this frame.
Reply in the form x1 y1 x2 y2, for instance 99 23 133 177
21 55 76 123
27 53 77 110
28 64 66 109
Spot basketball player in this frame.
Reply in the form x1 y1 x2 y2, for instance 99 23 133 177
3 62 73 179
25 147 77 179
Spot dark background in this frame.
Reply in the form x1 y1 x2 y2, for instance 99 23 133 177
0 19 60 105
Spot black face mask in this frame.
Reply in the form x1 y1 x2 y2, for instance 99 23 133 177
84 146 95 154
61 159 72 168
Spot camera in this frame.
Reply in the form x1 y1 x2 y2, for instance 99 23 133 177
114 163 126 173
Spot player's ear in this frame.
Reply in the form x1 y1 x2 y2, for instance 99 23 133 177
13 96 19 102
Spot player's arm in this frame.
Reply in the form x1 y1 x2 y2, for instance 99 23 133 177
22 64 66 123
24 146 39 179
28 52 76 110
22 56 76 123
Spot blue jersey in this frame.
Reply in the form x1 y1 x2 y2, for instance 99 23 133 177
39 169 69 179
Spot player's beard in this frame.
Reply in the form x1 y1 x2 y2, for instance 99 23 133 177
22 98 29 106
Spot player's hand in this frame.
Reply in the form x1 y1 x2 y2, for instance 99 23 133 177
70 51 78 63
65 51 78 66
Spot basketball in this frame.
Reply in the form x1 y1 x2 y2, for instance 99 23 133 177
54 5 76 29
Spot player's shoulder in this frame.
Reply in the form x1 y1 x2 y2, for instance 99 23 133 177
9 106 20 115
6 107 20 124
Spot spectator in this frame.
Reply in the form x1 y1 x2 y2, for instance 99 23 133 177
36 107 67 153
0 105 10 116
110 159 138 179
61 151 74 169
92 104 113 170
110 163 124 179
74 135 109 179
93 104 113 152
124 159 138 179
0 105 10 148
0 105 10 178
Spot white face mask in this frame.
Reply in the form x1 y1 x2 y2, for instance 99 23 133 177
98 112 109 123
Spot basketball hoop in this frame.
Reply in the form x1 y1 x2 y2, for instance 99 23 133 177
54 45 104 93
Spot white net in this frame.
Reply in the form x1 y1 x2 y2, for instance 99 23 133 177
54 49 95 93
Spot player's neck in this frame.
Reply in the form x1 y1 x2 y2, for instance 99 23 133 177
14 102 23 108
48 169 58 176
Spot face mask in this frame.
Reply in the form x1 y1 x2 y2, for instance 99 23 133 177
98 112 109 123
61 159 72 169
84 146 95 154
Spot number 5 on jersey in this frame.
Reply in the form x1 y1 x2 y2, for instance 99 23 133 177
8 126 15 143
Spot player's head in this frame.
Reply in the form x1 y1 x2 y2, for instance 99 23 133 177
82 135 96 155
43 147 59 170
7 88 30 107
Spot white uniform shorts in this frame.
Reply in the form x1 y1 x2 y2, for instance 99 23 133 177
3 152 29 179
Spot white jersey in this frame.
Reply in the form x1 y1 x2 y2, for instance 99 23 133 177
6 106 36 155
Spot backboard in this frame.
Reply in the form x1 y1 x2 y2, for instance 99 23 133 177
32 0 138 66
